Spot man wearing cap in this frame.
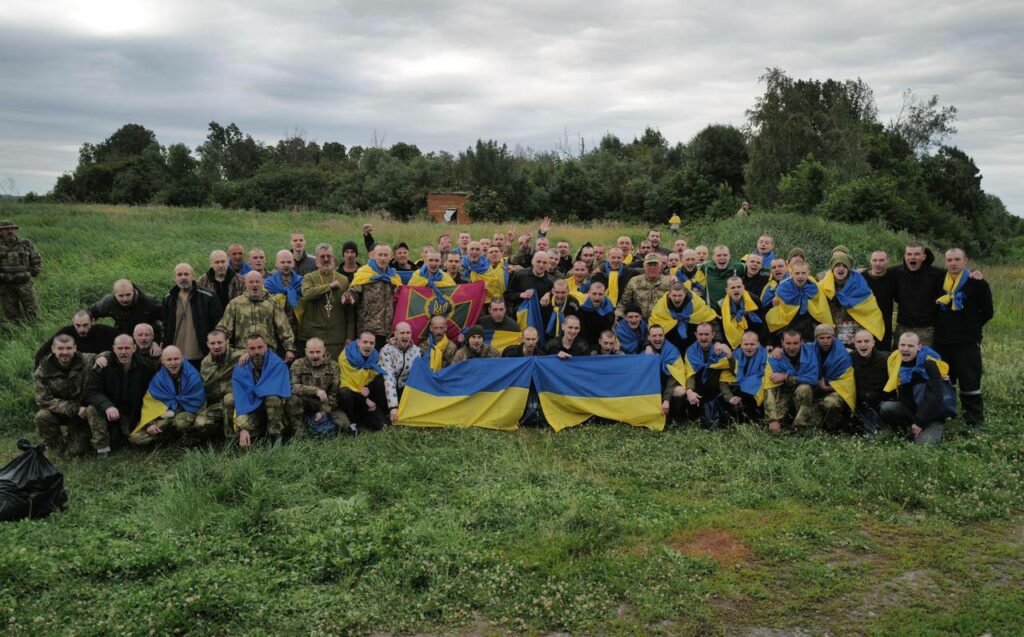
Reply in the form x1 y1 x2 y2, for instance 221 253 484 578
616 253 673 319
0 219 43 322
451 325 500 364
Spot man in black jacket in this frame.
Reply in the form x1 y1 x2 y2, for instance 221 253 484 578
163 263 223 368
879 332 949 445
88 279 163 341
84 334 158 453
35 310 119 366
505 251 555 312
933 248 993 427
851 329 889 437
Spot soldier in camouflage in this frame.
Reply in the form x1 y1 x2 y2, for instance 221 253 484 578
287 338 350 436
34 335 96 457
616 253 673 319
0 219 42 322
195 329 239 438
217 271 296 361
344 244 398 349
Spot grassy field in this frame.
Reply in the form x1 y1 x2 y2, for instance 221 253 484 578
0 203 1022 636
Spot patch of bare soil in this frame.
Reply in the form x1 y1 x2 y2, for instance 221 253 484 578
667 528 754 567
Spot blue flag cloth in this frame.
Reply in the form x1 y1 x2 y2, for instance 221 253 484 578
264 271 304 308
516 293 546 339
580 295 614 316
774 277 819 315
733 346 768 397
148 361 206 413
684 341 729 385
767 343 820 385
614 319 647 354
462 255 491 276
232 350 292 416
230 261 252 275
343 341 386 375
899 346 944 386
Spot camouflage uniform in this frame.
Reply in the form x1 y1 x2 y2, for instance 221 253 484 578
0 221 42 322
287 357 349 434
128 389 200 447
233 364 288 438
450 345 500 364
348 278 397 338
763 381 816 427
196 350 240 437
616 274 673 319
217 291 295 354
34 352 96 456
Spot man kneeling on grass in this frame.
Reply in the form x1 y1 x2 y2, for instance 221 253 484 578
129 346 206 447
232 333 292 448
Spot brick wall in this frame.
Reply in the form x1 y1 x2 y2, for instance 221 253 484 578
427 192 470 224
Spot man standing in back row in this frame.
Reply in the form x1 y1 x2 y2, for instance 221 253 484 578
0 219 43 322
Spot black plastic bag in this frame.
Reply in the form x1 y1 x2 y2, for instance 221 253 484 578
0 439 68 522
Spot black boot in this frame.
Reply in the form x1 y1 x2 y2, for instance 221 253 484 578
961 393 984 428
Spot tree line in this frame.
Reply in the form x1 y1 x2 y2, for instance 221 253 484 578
30 68 1021 259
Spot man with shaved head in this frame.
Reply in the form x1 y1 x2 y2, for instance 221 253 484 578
129 346 206 447
33 334 95 457
88 279 163 340
287 337 349 437
248 248 267 276
227 244 251 275
218 271 296 362
35 309 119 366
266 249 304 348
163 263 223 369
85 333 158 453
199 249 245 307
380 322 421 401
504 250 555 313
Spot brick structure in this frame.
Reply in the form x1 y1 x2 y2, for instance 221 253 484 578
427 192 470 224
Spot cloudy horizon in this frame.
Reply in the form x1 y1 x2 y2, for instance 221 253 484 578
1 0 1021 215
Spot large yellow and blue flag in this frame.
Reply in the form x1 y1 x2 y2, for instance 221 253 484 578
883 347 950 393
231 351 291 429
657 341 689 387
765 278 832 333
397 357 533 431
720 291 763 348
338 341 387 391
532 355 665 431
516 292 545 335
728 345 769 404
483 328 523 354
816 342 857 410
818 270 885 340
649 292 719 342
476 263 509 303
135 361 206 433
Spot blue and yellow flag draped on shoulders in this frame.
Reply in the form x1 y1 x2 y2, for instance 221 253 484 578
351 261 404 287
232 351 291 418
136 361 206 432
338 341 387 391
765 278 832 333
883 347 950 393
398 357 532 431
649 292 718 341
533 355 664 431
818 271 885 340
683 343 731 385
936 268 970 311
657 341 689 387
761 344 819 394
816 343 856 410
730 346 769 404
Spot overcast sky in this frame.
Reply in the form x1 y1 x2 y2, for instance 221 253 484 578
1 0 1021 214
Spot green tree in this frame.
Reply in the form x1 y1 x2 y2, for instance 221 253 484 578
685 124 748 194
777 154 834 214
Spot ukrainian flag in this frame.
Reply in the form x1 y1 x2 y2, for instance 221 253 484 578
765 278 832 333
397 357 532 431
937 268 970 311
483 328 522 354
720 291 762 349
674 267 708 295
350 261 403 287
407 266 455 288
728 346 769 404
883 347 950 393
264 271 306 321
819 270 885 340
817 342 857 410
649 292 719 341
477 263 509 303
683 342 732 385
533 355 665 431
516 293 545 335
135 362 206 433
760 343 820 395
601 263 625 305
338 341 385 391
658 341 689 387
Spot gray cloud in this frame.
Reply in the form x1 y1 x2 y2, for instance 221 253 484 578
0 0 1020 215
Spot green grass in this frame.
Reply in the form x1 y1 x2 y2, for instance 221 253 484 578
1 203 1022 636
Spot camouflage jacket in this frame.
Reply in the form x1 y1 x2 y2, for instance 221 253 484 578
0 237 42 284
290 357 341 409
349 279 397 336
217 291 295 352
418 340 458 369
616 274 673 318
33 352 95 415
450 345 500 365
200 350 241 403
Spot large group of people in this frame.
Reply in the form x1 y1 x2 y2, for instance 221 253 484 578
1 214 994 458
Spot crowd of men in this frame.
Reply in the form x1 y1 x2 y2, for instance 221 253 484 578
1 215 994 458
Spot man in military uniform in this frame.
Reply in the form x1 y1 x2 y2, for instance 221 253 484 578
419 315 458 369
287 337 349 436
616 253 673 319
34 335 95 457
343 244 400 350
218 271 296 361
0 219 42 322
195 329 238 438
129 346 206 447
233 334 292 448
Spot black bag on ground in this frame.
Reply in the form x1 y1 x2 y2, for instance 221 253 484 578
0 439 68 522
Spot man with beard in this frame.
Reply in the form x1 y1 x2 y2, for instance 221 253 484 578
34 335 95 457
233 334 293 448
35 310 119 366
132 323 163 362
451 325 501 364
290 231 317 275
129 346 206 447
444 252 470 284
88 279 163 340
419 315 458 370
218 271 296 361
762 330 818 433
288 337 349 437
300 244 350 360
85 334 158 453
591 330 624 356
163 263 223 369
503 327 543 358
195 329 240 438
198 249 245 308
648 229 671 256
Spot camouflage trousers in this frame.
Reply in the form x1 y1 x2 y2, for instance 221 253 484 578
128 410 199 446
35 409 93 457
0 281 38 322
195 394 235 439
286 395 350 437
233 396 289 439
764 384 848 429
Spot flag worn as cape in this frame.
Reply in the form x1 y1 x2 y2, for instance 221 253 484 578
675 267 707 295
601 262 624 305
534 355 664 431
765 278 832 333
614 319 648 354
477 263 509 303
264 271 305 322
339 341 386 392
393 280 486 343
649 292 719 342
580 295 615 317
816 342 857 410
819 270 885 340
683 341 731 385
936 268 970 312
761 343 819 394
731 346 769 404
883 347 950 393
721 291 763 349
658 341 689 387
407 266 455 289
462 255 491 277
351 261 403 287
135 361 206 432
232 350 291 419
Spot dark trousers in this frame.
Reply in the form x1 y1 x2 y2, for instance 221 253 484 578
879 401 943 445
337 375 389 431
934 342 984 426
720 394 761 426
